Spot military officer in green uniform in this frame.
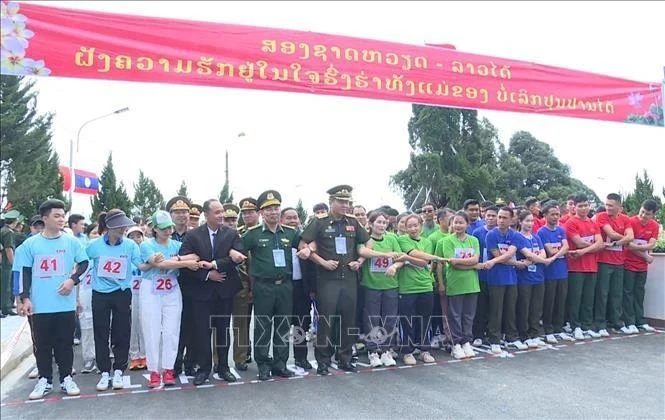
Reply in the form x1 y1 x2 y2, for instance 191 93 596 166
189 204 204 229
242 190 302 381
1 210 22 317
299 185 401 375
238 197 259 364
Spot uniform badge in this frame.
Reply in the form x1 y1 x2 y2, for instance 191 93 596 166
345 225 355 232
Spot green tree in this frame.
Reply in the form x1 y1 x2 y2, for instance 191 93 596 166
218 180 234 205
133 170 164 217
0 75 65 216
391 106 500 210
90 153 133 218
176 180 189 201
623 170 663 215
295 198 308 225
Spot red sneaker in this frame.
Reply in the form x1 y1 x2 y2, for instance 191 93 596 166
147 371 161 388
162 369 176 386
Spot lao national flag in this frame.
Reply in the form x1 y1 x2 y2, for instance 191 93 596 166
59 166 100 195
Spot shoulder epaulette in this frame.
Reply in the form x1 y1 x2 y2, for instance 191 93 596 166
282 224 295 230
247 224 262 231
316 212 328 219
345 214 357 219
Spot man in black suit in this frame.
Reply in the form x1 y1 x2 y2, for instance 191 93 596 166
179 199 246 385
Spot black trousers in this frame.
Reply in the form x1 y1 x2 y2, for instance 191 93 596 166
472 281 489 340
430 291 444 339
517 283 545 340
174 294 195 371
543 279 568 334
399 292 434 353
194 296 233 374
92 289 132 373
292 281 311 362
32 311 75 384
487 284 518 344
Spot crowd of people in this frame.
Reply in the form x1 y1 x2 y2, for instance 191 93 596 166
0 185 661 401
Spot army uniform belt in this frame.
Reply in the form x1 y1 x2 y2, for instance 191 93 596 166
254 276 289 285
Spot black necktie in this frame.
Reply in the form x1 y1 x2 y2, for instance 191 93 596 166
211 232 217 259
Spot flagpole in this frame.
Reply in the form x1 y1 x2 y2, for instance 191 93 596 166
661 66 664 127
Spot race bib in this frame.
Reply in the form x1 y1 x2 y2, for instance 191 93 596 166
482 248 488 262
35 254 65 277
131 277 141 294
97 256 128 280
605 240 623 252
546 242 564 259
498 243 516 261
454 248 475 259
335 236 347 255
527 264 537 272
632 239 647 246
581 235 595 244
80 272 93 289
272 249 286 267
370 256 392 273
152 275 177 295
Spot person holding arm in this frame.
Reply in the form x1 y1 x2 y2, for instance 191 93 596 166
565 193 604 340
18 200 88 400
471 205 498 346
440 212 480 359
515 210 555 348
537 202 572 343
361 212 402 367
139 211 200 388
126 227 146 371
622 199 660 333
87 210 144 392
594 193 634 336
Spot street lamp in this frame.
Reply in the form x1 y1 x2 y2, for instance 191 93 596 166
225 132 246 189
68 107 129 207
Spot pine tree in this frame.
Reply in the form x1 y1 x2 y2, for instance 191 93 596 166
90 153 133 218
177 180 189 200
133 170 164 217
0 75 64 216
219 180 234 204
295 199 308 226
623 170 663 215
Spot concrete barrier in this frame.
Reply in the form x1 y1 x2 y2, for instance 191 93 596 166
644 253 665 326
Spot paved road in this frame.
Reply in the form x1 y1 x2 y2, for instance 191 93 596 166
1 331 664 419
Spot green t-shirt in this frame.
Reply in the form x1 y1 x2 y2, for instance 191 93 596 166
430 230 450 253
421 223 438 239
361 234 401 290
441 234 480 296
396 235 434 294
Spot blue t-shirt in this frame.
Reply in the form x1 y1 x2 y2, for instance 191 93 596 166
485 227 519 286
537 225 569 281
467 219 486 235
86 235 142 293
140 238 182 281
472 225 492 283
11 243 28 296
16 233 88 314
515 232 545 284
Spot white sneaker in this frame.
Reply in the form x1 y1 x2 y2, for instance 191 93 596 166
598 329 610 337
620 326 632 334
545 334 558 344
639 324 654 332
29 377 52 400
60 375 80 396
368 352 382 368
490 344 502 354
585 330 601 338
96 372 110 391
509 340 528 350
402 353 417 365
533 337 547 347
573 328 585 340
380 352 397 367
563 323 572 334
472 338 483 347
525 339 538 349
73 338 81 346
420 351 435 363
112 370 124 389
462 342 476 358
28 366 39 379
558 332 575 342
452 344 465 359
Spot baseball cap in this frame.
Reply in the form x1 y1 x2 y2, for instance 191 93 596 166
126 226 144 237
151 210 176 230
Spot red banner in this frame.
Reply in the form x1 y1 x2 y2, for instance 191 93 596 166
1 1 663 127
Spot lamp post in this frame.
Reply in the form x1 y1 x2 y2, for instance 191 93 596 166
68 107 129 208
225 132 245 190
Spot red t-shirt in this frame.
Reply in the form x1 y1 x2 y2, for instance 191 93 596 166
565 216 600 272
624 216 659 272
595 212 632 265
531 216 545 234
560 214 571 226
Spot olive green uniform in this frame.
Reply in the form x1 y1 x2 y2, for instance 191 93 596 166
0 225 16 313
301 213 370 366
233 225 252 366
242 223 298 372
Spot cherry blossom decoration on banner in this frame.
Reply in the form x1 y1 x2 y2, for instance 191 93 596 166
0 1 50 76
